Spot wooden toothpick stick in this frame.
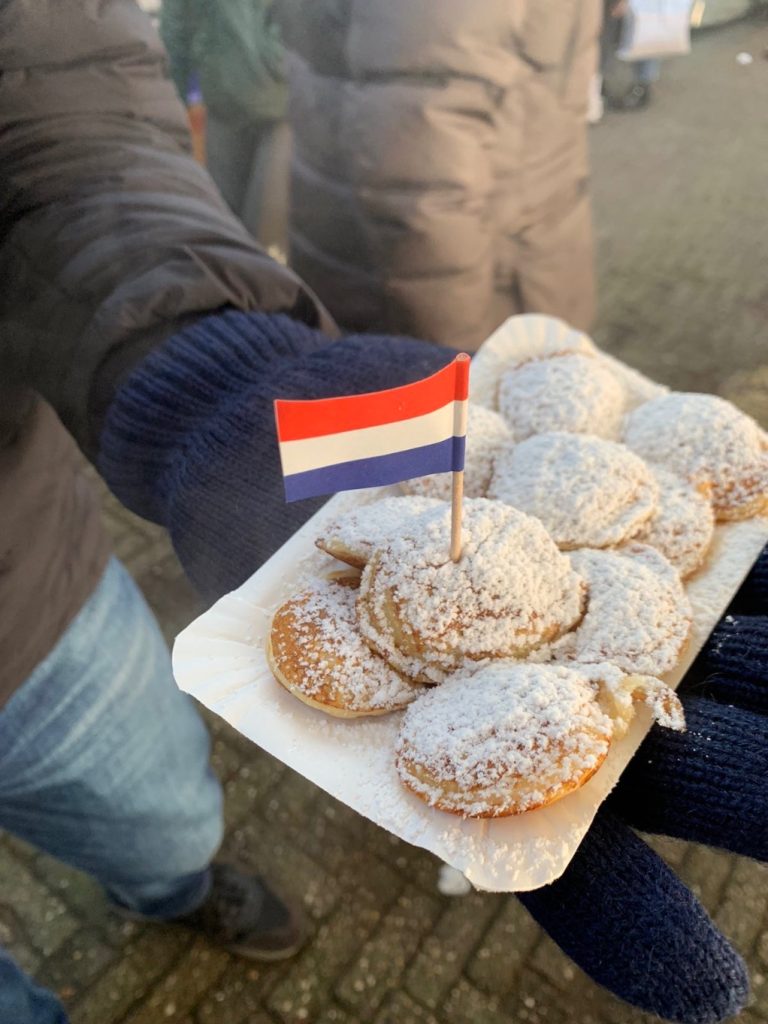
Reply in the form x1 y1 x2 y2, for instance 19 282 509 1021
450 469 465 562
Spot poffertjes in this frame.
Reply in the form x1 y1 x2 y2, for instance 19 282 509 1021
357 498 586 683
498 352 625 441
316 495 444 568
395 662 684 817
489 432 658 550
624 392 768 521
268 572 424 717
633 467 715 578
549 545 692 677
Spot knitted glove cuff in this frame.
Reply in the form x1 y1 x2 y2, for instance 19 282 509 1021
99 310 332 522
520 809 748 1023
609 695 768 861
699 614 768 683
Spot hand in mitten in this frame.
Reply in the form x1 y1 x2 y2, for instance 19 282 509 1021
100 310 455 600
524 548 768 1024
100 309 765 1023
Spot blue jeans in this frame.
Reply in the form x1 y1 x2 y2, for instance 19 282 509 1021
634 58 661 84
0 558 223 1024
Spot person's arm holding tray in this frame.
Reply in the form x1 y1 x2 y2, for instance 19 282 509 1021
1 2 767 1020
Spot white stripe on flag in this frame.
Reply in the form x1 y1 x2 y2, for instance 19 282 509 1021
279 399 468 477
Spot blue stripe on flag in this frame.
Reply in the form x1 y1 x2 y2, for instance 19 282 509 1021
284 436 466 502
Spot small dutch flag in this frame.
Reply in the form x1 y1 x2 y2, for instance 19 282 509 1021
273 355 470 504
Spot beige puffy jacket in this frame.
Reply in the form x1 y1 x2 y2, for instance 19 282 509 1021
283 0 601 351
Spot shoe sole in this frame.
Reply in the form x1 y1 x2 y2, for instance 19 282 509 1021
112 905 305 961
225 937 306 962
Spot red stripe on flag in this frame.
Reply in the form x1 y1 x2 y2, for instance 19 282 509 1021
274 354 470 442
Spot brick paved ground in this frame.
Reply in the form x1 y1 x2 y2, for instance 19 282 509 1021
3 14 768 1024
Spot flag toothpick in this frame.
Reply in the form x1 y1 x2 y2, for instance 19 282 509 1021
450 354 471 562
274 353 471 566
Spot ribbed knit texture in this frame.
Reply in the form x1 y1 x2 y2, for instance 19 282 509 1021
685 614 768 713
609 695 768 859
610 549 768 853
100 309 767 1024
100 310 453 600
520 809 748 1024
729 549 768 612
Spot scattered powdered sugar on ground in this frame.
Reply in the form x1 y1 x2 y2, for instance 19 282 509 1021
395 662 613 816
624 392 768 518
272 577 421 711
357 498 585 681
498 354 626 441
402 404 513 500
317 495 445 565
489 432 658 549
552 545 692 676
633 466 715 577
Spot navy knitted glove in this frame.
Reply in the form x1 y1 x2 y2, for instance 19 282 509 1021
609 551 768 848
526 573 768 1024
100 309 765 1024
100 310 454 599
519 808 749 1024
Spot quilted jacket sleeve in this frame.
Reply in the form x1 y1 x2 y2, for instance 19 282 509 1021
0 0 333 458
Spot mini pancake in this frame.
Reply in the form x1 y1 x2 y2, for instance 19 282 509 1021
551 545 692 677
316 495 444 568
357 498 586 683
498 353 625 441
268 572 424 717
633 467 715 578
489 432 658 549
395 661 684 818
624 392 768 521
395 663 614 817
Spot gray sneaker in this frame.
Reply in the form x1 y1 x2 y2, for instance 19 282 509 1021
171 863 305 961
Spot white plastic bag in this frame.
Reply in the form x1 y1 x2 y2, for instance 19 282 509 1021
618 0 692 61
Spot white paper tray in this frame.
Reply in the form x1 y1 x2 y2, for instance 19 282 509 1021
172 317 768 892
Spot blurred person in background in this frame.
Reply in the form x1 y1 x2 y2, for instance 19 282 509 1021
279 0 603 352
161 0 291 254
621 56 662 108
1 3 766 1023
601 0 664 110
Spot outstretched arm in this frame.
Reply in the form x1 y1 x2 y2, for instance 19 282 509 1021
0 0 333 459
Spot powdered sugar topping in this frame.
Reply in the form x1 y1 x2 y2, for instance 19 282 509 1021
634 466 715 578
498 354 626 441
396 662 613 816
623 392 768 519
357 498 586 682
317 495 445 566
552 545 692 676
489 432 658 549
271 577 422 712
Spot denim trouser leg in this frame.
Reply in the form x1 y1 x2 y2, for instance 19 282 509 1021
0 953 69 1024
634 58 661 84
0 558 224 1024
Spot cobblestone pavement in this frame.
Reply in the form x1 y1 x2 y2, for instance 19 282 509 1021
3 15 768 1024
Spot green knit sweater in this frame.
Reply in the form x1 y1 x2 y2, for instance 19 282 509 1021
160 0 287 124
